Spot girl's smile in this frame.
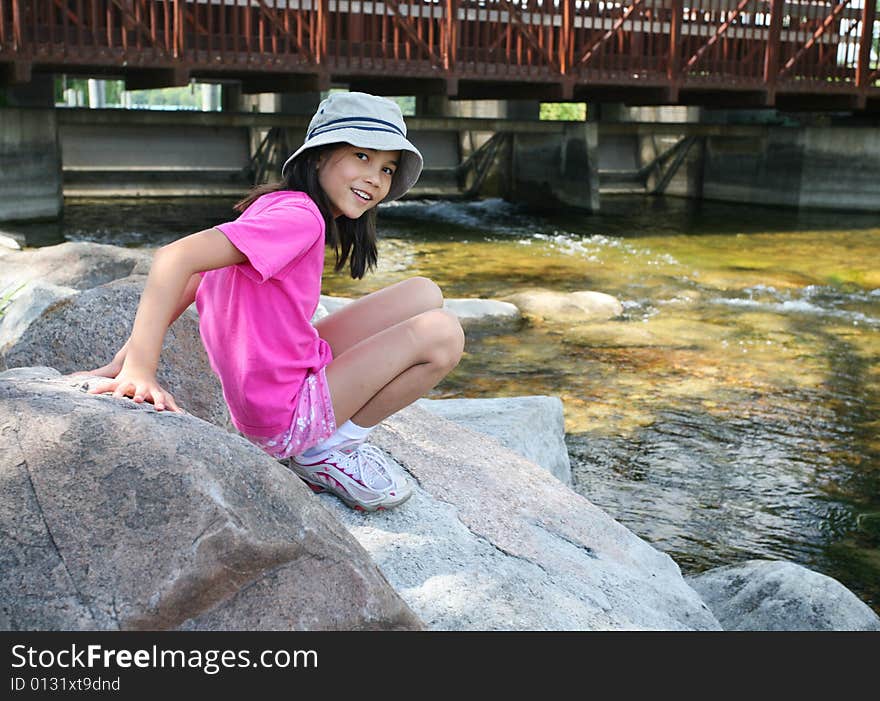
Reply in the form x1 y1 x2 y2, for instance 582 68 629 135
317 145 402 219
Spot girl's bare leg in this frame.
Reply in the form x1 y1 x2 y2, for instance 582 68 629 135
324 308 465 428
315 276 444 358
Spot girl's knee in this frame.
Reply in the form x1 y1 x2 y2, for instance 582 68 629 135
404 276 444 311
414 308 464 368
444 310 466 363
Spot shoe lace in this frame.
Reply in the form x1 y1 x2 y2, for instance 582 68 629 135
338 443 394 492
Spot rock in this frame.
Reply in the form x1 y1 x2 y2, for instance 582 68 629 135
686 560 880 631
319 295 352 316
0 368 422 631
444 298 522 329
416 396 571 485
0 281 77 352
2 275 233 433
502 288 623 324
316 405 720 631
311 303 329 324
316 295 521 330
0 231 22 251
0 241 153 293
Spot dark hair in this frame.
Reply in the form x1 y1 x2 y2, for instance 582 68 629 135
232 143 378 279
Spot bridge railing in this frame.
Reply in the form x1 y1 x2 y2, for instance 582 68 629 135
1 0 877 92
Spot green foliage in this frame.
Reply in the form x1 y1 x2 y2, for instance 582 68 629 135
539 102 587 121
387 96 416 116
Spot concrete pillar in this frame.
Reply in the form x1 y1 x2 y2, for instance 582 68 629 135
87 79 106 109
278 92 322 115
700 126 880 212
200 84 220 112
506 123 600 212
0 108 63 223
221 83 243 113
415 95 454 117
504 100 541 120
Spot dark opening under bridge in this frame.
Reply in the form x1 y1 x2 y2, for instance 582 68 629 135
2 0 879 111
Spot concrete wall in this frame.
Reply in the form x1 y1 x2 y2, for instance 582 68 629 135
702 131 801 207
599 123 880 212
509 123 599 212
0 109 62 223
798 128 880 210
702 128 880 211
59 122 251 197
408 130 461 197
590 104 702 124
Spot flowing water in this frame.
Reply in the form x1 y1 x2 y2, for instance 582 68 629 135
15 194 880 615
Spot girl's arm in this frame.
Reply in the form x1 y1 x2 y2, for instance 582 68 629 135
86 228 246 412
74 272 202 379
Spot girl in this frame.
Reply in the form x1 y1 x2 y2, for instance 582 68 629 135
80 92 465 512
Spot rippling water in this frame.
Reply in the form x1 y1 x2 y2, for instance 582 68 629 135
18 194 880 615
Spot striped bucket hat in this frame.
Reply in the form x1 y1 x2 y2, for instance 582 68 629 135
281 91 423 202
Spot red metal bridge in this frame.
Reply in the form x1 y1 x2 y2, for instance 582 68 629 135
2 0 879 110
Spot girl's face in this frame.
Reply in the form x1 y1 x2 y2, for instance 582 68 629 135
316 145 402 219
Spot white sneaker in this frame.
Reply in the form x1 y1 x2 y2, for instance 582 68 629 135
289 442 412 512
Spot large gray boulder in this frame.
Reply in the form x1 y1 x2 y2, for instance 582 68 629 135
0 367 421 631
313 405 720 631
502 288 623 324
0 241 153 293
416 396 571 485
0 281 77 352
2 275 232 433
686 560 880 631
0 241 158 377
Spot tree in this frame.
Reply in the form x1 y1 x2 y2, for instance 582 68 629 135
540 102 587 121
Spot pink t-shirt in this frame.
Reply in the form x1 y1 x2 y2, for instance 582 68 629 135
195 190 333 437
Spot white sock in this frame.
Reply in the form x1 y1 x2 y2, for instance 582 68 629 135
301 419 375 458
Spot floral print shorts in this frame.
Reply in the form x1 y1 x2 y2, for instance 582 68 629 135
245 366 337 460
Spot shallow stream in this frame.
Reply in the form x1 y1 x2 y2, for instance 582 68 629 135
16 194 880 614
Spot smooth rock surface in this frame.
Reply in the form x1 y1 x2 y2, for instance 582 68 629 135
0 281 77 352
0 368 421 631
2 276 233 432
686 559 880 631
416 396 571 485
315 295 522 329
502 288 623 324
0 241 153 293
444 298 522 329
319 295 351 317
315 405 720 631
0 232 22 251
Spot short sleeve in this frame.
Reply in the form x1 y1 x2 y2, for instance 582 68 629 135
215 197 324 283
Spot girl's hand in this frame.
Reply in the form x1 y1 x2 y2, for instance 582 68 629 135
70 342 129 380
86 366 183 413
